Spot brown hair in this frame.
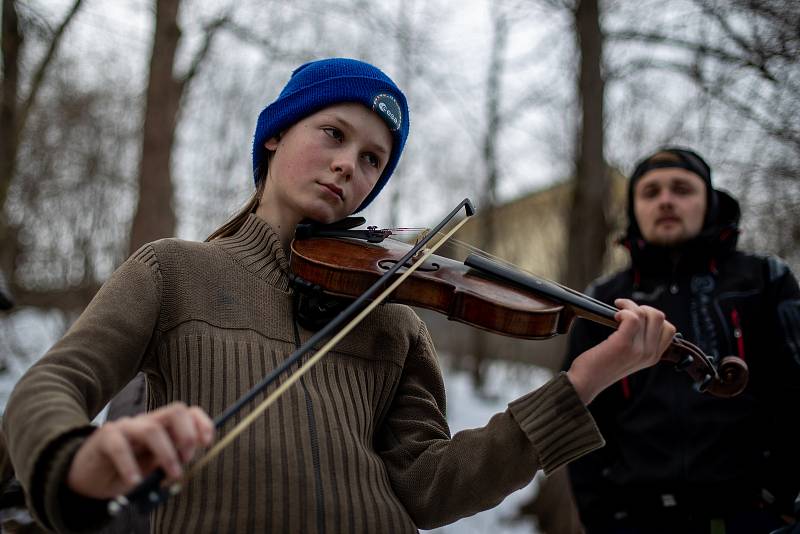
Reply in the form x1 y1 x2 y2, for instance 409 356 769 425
641 151 682 166
205 163 268 242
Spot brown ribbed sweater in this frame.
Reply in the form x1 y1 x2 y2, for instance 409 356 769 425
3 214 604 533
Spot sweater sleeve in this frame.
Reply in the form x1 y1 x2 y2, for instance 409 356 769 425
376 320 603 530
562 316 623 519
2 244 162 533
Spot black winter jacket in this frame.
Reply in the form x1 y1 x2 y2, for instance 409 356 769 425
564 191 800 525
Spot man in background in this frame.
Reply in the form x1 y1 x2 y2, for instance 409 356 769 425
563 147 800 534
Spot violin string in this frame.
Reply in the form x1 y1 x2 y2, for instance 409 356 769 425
385 227 428 235
394 232 621 316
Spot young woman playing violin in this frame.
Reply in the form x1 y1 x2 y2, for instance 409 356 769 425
3 58 676 533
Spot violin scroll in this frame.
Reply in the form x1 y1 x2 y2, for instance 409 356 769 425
710 355 749 397
662 337 748 398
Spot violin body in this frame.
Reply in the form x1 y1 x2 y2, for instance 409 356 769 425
291 236 573 339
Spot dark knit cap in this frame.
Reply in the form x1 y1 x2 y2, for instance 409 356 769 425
252 58 409 212
626 147 719 238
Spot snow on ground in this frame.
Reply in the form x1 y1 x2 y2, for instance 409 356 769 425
0 308 65 407
423 356 553 534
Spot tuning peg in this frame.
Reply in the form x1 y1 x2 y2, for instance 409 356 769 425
675 354 694 371
694 374 713 393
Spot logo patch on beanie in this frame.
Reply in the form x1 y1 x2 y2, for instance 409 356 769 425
372 93 402 131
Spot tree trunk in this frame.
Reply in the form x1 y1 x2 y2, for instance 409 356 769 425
1 0 22 279
1 0 21 190
470 2 509 388
1 0 85 306
105 8 187 533
531 1 608 533
388 0 414 228
564 0 609 292
127 0 183 255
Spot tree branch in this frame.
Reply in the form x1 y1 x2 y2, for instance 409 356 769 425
608 57 696 82
222 19 314 61
609 29 778 83
11 283 99 312
696 2 782 82
177 13 229 93
16 0 84 138
704 83 800 153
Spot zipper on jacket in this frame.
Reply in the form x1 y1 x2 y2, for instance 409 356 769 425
302 380 325 534
293 317 326 534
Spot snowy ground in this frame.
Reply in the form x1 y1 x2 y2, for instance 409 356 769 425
0 308 67 407
423 357 550 534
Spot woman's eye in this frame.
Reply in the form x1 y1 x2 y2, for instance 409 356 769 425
323 127 343 141
362 153 380 168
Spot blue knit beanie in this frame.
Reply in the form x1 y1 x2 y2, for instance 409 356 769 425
252 58 409 212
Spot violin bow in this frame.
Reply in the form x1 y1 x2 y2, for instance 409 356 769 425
109 198 475 515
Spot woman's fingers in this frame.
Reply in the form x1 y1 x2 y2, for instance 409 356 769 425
154 403 199 464
67 402 214 499
640 305 668 359
157 404 215 463
569 300 677 405
67 418 148 498
123 416 184 479
99 420 143 486
658 314 677 353
639 304 675 360
614 298 672 360
188 406 216 447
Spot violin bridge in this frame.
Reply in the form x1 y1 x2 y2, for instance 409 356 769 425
414 228 430 247
411 247 430 264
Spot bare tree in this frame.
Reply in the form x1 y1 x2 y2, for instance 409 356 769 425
128 0 227 254
466 0 512 389
388 0 417 228
522 1 608 532
563 0 609 292
610 0 799 153
605 0 800 266
1 0 83 210
1 0 86 305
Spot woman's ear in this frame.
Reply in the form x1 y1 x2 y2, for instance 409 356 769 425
264 132 282 151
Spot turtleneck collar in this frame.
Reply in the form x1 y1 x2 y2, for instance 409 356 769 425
214 214 291 291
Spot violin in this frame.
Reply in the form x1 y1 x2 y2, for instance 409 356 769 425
290 217 748 399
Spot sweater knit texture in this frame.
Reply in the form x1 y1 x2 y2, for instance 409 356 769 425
4 214 603 533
